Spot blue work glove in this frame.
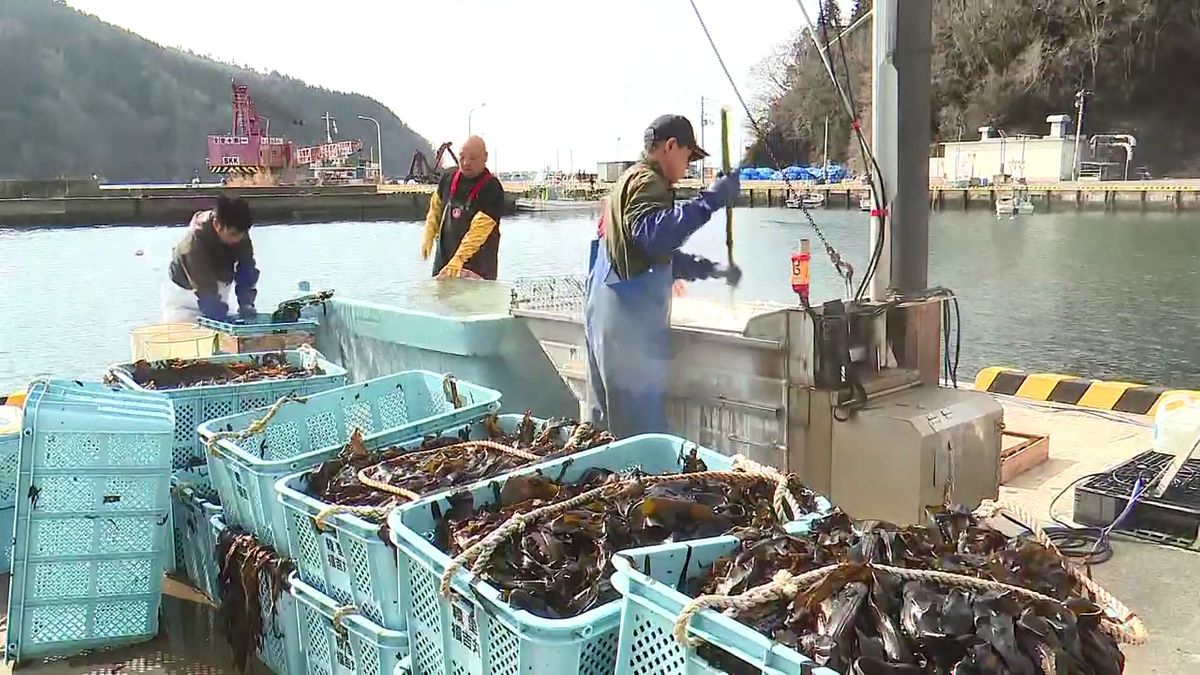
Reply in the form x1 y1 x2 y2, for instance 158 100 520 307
673 253 719 281
197 294 232 322
700 170 740 210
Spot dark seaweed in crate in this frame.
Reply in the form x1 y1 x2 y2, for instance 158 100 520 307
128 352 322 389
1073 450 1200 547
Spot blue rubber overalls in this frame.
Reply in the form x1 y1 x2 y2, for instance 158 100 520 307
584 164 724 438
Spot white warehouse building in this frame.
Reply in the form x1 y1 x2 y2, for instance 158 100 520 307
929 115 1091 183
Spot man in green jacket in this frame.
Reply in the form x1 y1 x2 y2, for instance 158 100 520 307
584 114 740 437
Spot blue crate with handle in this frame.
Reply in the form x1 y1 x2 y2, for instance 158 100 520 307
276 413 606 632
388 434 832 675
109 348 347 485
610 521 840 675
198 370 501 555
169 478 222 600
210 514 304 675
0 404 21 574
291 572 408 675
199 312 319 337
6 380 174 662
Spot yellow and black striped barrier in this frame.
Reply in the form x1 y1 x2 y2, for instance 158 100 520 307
975 367 1199 416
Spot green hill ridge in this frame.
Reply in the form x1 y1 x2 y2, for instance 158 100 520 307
0 0 432 182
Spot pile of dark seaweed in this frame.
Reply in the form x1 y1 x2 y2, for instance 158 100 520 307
435 451 821 619
217 527 294 672
124 352 320 389
689 507 1126 675
305 413 613 511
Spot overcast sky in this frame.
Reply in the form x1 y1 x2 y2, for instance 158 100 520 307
66 0 830 172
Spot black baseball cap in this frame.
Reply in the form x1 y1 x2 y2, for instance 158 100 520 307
644 114 709 162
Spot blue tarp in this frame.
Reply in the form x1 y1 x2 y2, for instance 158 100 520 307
739 163 849 183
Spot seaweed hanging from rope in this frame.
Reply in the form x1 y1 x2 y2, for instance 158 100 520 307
304 413 613 513
216 527 296 672
688 507 1127 675
436 455 821 619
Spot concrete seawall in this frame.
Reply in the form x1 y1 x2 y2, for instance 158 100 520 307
5 177 1200 227
0 183 528 227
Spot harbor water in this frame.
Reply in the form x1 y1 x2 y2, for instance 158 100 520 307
1 208 1198 392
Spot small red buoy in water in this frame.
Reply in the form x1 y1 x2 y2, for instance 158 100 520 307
135 249 144 257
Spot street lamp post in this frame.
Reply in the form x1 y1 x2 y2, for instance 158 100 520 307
357 115 382 184
468 102 487 135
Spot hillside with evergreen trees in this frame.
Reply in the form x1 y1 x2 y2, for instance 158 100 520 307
0 0 432 181
747 0 1200 176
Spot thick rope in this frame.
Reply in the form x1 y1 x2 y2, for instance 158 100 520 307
204 392 305 456
730 455 806 523
672 562 1061 647
355 439 541 499
673 567 837 646
668 499 1147 649
973 499 1147 645
438 468 815 597
313 504 393 531
331 605 359 635
439 480 625 596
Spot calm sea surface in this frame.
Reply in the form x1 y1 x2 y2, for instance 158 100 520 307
1 207 1197 391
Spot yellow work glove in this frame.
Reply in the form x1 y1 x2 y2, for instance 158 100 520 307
436 258 463 279
421 229 436 260
422 192 442 260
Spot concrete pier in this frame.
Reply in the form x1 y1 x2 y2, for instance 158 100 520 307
0 182 524 227
5 177 1200 227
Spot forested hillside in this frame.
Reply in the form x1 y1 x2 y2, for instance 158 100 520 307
747 0 1200 176
0 0 432 181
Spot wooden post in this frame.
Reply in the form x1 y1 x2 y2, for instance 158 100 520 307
1175 190 1183 212
1139 190 1147 213
962 190 968 211
1075 190 1082 211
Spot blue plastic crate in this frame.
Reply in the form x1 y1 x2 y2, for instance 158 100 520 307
0 507 13 575
388 434 830 675
6 380 175 662
198 370 501 555
169 479 222 600
1 407 20 573
109 349 348 486
292 573 408 675
210 514 304 674
199 312 319 337
611 522 840 675
275 413 603 631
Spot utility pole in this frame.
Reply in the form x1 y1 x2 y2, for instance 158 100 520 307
357 115 382 183
1071 89 1091 181
873 0 931 297
822 115 829 183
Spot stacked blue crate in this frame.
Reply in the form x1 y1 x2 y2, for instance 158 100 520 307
0 404 21 573
5 380 174 662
